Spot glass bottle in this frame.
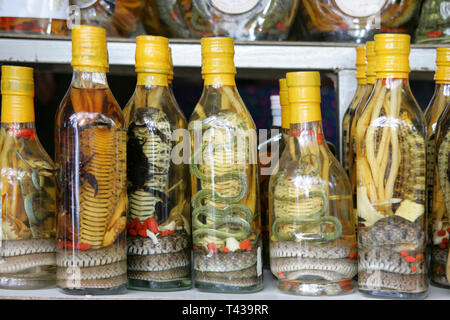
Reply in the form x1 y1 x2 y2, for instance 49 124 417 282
54 25 127 295
269 71 357 296
430 103 450 288
415 0 450 44
280 78 290 145
343 46 367 177
123 35 191 291
258 94 283 269
189 37 263 293
0 65 57 289
356 34 427 299
349 40 376 232
425 47 450 242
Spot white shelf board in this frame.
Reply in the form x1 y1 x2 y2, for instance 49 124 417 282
0 270 448 300
0 37 439 72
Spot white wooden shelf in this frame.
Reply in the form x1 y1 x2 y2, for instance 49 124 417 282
0 270 448 300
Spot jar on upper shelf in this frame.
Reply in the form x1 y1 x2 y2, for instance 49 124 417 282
0 0 69 36
295 0 421 43
415 0 450 44
69 0 143 37
152 0 300 41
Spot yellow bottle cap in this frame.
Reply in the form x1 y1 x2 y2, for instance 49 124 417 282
366 41 376 84
356 46 367 84
1 65 35 123
168 46 174 83
201 37 236 85
374 33 410 79
135 35 170 74
435 47 450 84
71 25 109 72
279 78 289 129
286 71 321 124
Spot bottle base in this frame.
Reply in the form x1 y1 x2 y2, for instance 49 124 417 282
431 279 450 290
277 279 355 296
195 281 264 294
359 288 428 299
0 277 55 290
127 279 192 292
58 284 127 296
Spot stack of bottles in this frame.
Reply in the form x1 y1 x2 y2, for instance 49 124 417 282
0 25 449 299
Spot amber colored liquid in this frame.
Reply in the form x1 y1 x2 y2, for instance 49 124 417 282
0 17 68 35
55 85 127 295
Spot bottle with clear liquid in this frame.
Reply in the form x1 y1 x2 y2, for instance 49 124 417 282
349 41 376 227
258 94 283 269
0 65 57 289
54 25 127 295
430 103 450 288
342 45 367 176
188 37 263 293
269 71 357 296
356 34 427 299
426 47 450 245
124 35 191 291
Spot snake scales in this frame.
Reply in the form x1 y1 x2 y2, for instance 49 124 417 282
190 110 261 288
356 82 427 294
57 123 127 291
126 107 191 285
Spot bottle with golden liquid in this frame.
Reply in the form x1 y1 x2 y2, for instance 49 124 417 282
269 71 357 296
54 25 127 295
349 41 376 224
124 35 191 291
426 47 450 245
342 45 367 176
430 102 450 288
188 37 263 293
356 34 427 298
280 78 290 145
0 65 57 289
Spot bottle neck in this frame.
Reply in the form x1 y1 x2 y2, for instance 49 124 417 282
289 121 325 150
137 72 169 87
71 69 109 89
204 74 236 87
374 76 410 90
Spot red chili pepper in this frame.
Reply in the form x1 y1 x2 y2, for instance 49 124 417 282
275 23 286 31
443 238 449 244
436 266 442 272
439 242 447 249
291 129 302 136
348 252 357 259
160 230 168 237
427 30 443 38
170 11 179 20
411 266 417 273
193 245 197 250
207 243 218 254
339 279 352 286
317 133 323 145
337 23 348 30
278 272 286 279
447 228 450 233
400 250 408 257
128 229 137 236
240 239 251 250
415 253 424 260
138 229 147 237
78 243 91 250
223 248 229 253
246 245 253 251
167 230 174 236
437 230 446 237
404 256 417 263
11 128 36 141
145 217 159 234
283 281 290 285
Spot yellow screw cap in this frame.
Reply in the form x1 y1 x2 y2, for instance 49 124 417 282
366 41 376 84
201 37 236 76
135 35 170 74
374 33 411 78
279 78 289 129
435 47 450 83
71 25 109 72
286 71 321 123
356 46 367 84
1 65 35 123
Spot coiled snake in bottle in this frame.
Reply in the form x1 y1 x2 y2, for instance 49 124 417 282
272 153 342 243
